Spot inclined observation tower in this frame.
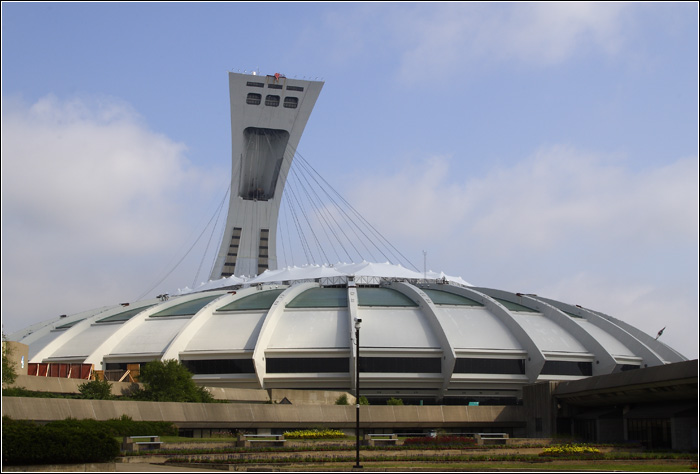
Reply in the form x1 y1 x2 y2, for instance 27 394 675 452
210 72 324 279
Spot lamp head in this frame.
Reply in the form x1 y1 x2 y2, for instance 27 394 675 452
354 318 362 330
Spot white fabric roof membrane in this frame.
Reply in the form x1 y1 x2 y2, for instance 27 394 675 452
248 264 346 283
181 262 473 291
178 274 247 294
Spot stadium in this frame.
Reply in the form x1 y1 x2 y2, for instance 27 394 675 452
6 72 688 407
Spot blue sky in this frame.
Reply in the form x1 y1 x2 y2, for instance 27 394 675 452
2 2 698 358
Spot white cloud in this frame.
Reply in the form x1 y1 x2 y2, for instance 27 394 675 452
352 146 698 252
390 3 630 81
347 146 699 358
1 95 220 332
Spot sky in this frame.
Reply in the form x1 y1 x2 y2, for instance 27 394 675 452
1 2 698 359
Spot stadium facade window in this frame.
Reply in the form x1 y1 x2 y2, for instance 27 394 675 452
96 305 155 324
217 289 285 312
265 95 280 107
105 362 151 371
182 359 255 375
246 81 264 88
627 418 672 449
453 358 525 375
266 357 349 373
287 85 304 92
541 360 592 376
493 298 538 313
55 319 85 329
150 295 221 318
619 364 642 371
359 357 441 373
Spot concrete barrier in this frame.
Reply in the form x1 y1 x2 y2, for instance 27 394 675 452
2 397 526 432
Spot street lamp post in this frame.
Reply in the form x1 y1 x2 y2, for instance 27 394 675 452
354 318 363 469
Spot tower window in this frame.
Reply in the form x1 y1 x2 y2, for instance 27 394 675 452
246 81 264 88
246 93 261 105
258 229 270 272
283 97 299 109
265 95 280 107
286 85 304 92
222 227 242 277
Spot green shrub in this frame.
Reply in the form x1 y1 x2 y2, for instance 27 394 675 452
2 416 120 465
131 359 214 403
386 397 404 405
335 394 349 405
47 415 178 437
79 378 114 400
2 335 18 385
2 387 79 399
358 396 370 405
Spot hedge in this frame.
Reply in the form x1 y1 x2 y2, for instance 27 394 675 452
45 415 178 437
1 416 177 465
2 417 119 465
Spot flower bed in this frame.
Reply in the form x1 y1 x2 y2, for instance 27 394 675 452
283 429 346 439
540 443 601 457
403 435 477 448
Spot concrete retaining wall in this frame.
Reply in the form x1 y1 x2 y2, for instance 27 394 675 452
6 374 271 403
5 374 139 397
2 397 525 430
268 388 354 405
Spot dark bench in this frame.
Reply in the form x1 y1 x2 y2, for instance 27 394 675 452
365 433 399 446
122 435 163 452
237 434 286 448
475 432 509 445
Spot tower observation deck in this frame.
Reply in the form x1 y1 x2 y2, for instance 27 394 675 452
210 72 324 279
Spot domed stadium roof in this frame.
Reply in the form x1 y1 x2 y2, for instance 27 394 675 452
8 263 686 403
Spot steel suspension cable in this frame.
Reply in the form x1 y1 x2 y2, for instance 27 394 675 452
294 152 419 271
288 165 345 263
284 184 314 264
285 172 330 264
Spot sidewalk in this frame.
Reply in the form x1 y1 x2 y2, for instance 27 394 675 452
115 463 221 472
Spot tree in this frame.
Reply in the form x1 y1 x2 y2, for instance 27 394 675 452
134 359 213 403
2 333 18 386
78 378 113 400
